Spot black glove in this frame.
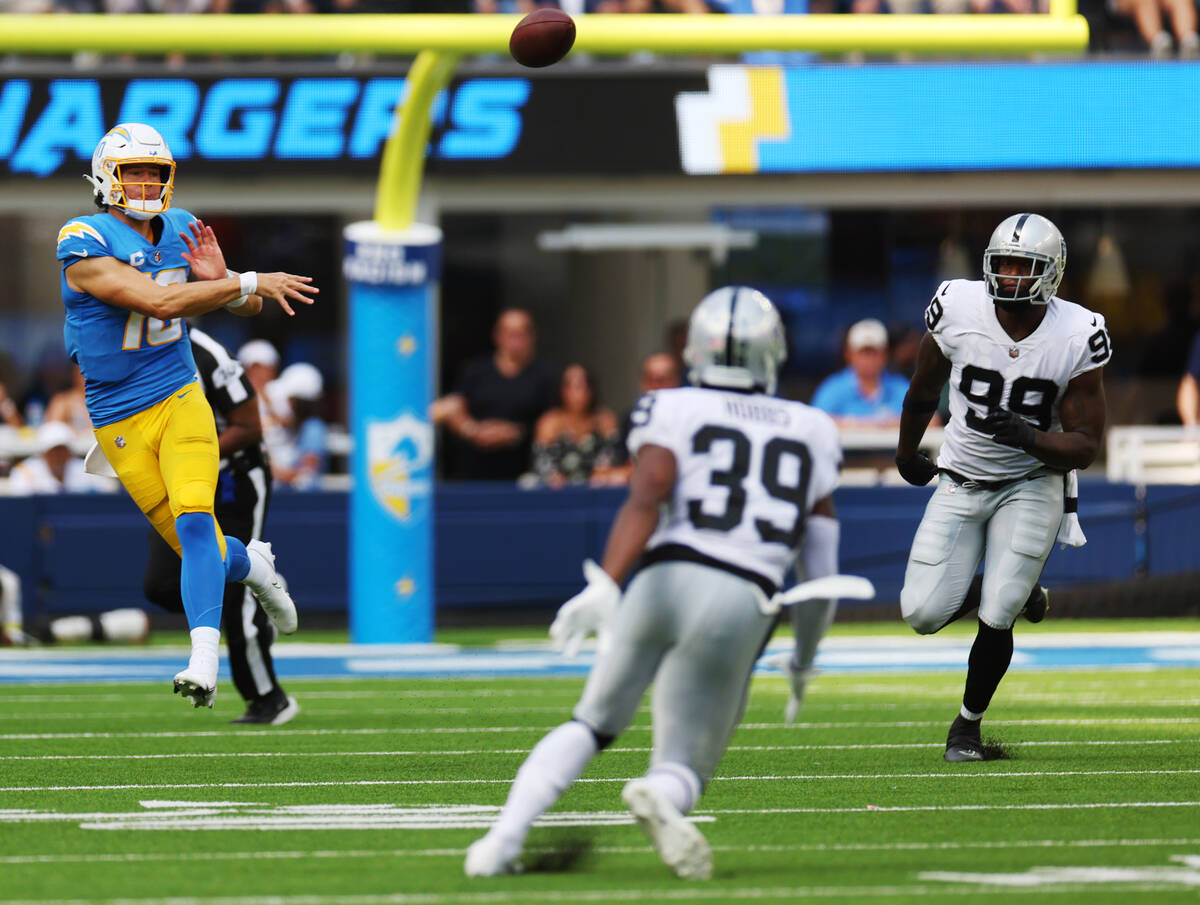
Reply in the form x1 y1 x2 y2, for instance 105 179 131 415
895 451 938 486
979 408 1036 450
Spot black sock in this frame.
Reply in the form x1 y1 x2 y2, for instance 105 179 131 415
962 619 1014 716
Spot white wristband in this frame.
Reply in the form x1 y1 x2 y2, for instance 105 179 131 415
239 271 258 297
224 269 250 309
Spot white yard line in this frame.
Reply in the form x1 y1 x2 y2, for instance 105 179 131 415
3 739 1197 761
0 882 1183 905
4 717 1200 742
4 770 1200 793
3 676 1199 705
3 837 1200 866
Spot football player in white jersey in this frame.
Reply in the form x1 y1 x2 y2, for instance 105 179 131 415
465 287 843 880
893 213 1110 762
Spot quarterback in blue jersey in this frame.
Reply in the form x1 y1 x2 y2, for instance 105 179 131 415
57 122 319 709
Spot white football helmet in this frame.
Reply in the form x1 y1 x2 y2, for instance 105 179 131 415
982 213 1066 306
85 123 176 220
684 286 787 394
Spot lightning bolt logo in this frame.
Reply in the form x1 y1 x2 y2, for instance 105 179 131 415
675 66 791 176
56 221 107 250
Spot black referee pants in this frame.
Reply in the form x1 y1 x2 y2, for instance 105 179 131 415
143 465 285 705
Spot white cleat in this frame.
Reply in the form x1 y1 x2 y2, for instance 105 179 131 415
622 779 712 880
173 666 216 709
464 833 524 877
246 540 298 635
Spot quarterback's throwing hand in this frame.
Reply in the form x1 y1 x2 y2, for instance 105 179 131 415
980 408 1036 450
255 272 320 317
549 559 620 659
895 451 938 486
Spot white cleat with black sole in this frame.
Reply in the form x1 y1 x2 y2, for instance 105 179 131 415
173 666 216 709
622 778 712 880
463 832 524 877
246 540 297 635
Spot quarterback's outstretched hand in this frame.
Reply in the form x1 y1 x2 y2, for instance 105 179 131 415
980 408 1036 450
549 559 620 659
254 272 320 317
180 219 228 281
895 451 938 486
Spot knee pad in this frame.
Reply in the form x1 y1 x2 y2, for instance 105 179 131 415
900 589 941 635
175 480 215 516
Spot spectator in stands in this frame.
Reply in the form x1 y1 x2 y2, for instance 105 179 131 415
6 422 111 495
44 364 93 446
887 322 922 380
0 381 22 428
1175 331 1200 425
19 349 72 428
432 308 556 481
237 339 288 454
527 363 622 488
270 362 329 490
811 318 909 427
1111 0 1199 57
610 352 683 480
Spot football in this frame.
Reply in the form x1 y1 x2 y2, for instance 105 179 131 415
509 8 576 69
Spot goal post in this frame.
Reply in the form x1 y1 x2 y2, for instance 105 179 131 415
0 12 1089 642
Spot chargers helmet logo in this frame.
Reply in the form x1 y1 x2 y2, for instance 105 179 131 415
366 413 433 521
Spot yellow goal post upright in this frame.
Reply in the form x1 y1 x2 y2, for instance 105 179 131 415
0 10 1088 642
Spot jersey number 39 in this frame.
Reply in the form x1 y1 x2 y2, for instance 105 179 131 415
687 425 811 546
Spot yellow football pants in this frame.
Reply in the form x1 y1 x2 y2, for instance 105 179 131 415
93 382 227 558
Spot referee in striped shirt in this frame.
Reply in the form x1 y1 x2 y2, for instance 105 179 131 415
143 327 297 725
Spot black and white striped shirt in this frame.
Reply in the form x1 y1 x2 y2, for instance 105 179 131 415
188 327 268 476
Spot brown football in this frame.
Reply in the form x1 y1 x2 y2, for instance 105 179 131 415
509 8 576 69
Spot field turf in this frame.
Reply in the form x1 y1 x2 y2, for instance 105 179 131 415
2 636 1200 904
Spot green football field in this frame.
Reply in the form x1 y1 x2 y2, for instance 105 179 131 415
2 644 1200 904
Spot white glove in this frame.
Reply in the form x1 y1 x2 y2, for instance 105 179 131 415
549 559 620 659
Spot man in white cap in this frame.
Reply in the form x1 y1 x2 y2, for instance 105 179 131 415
811 318 910 427
269 363 328 490
237 339 288 459
6 422 109 495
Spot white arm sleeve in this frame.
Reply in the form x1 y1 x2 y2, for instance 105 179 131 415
800 514 839 581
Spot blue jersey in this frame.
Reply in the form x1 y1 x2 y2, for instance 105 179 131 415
56 208 199 427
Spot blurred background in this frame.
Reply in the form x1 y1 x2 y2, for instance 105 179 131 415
2 1 1199 638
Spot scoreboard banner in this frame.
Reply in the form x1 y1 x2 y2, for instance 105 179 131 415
1 62 1197 179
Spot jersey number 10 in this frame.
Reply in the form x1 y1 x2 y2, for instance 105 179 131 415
122 268 186 351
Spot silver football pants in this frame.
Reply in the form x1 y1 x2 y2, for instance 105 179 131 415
900 471 1063 633
573 561 774 787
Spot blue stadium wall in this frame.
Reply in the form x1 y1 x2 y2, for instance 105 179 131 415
0 483 1192 623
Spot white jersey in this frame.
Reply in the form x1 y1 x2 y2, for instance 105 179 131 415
627 386 842 594
926 280 1112 482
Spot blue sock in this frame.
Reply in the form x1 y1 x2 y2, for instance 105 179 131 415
175 512 224 631
223 536 250 583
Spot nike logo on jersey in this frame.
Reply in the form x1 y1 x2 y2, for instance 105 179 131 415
177 390 191 399
1090 316 1097 326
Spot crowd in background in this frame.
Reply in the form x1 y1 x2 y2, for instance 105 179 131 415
7 297 1200 490
0 337 330 493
